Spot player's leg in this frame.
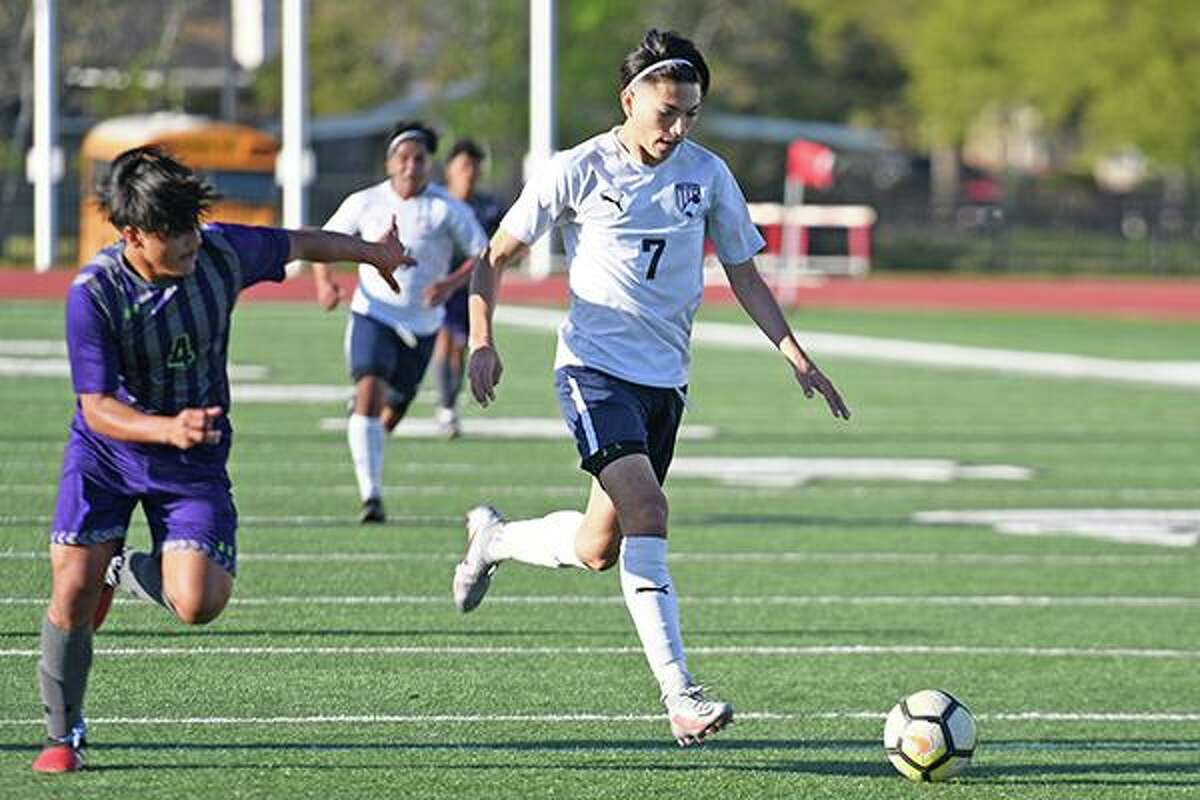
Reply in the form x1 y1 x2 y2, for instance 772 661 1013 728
113 485 238 624
453 366 633 611
601 385 731 746
346 313 392 523
380 332 437 434
433 287 469 438
35 472 132 773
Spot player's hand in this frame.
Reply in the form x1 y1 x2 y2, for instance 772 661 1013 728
792 358 851 420
164 406 224 449
315 274 344 311
423 279 455 308
468 344 503 407
367 216 417 294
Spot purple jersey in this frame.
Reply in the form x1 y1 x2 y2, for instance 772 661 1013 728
62 223 289 485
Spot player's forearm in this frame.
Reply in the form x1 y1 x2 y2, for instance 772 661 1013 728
468 252 501 349
726 262 810 368
79 393 172 445
287 228 381 266
444 258 475 292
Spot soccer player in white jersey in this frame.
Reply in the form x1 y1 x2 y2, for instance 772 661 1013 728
313 121 489 523
453 29 850 746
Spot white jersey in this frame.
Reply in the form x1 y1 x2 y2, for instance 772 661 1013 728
323 180 488 336
500 129 765 387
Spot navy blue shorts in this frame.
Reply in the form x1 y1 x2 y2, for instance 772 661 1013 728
554 365 685 483
441 285 469 340
346 312 437 416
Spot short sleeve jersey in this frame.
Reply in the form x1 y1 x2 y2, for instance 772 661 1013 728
500 129 765 387
323 180 488 336
63 222 289 475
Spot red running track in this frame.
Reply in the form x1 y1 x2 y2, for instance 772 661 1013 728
2 268 1197 321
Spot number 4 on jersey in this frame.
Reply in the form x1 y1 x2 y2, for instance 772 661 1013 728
642 238 666 280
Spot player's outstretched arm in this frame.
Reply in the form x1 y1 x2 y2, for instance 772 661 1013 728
79 393 224 449
723 259 851 420
286 218 415 294
467 230 528 407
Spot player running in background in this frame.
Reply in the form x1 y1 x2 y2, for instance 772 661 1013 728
34 145 413 773
312 121 488 522
453 29 850 746
432 139 504 438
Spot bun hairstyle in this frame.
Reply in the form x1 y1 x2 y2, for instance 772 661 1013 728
619 29 710 97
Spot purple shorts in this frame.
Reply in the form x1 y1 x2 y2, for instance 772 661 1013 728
50 426 239 575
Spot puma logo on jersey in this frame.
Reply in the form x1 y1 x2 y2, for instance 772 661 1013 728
600 190 625 212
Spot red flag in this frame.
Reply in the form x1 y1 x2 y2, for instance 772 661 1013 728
787 139 835 189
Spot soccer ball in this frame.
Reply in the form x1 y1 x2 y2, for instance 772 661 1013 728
883 689 977 782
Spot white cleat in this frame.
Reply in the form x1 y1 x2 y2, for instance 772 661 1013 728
452 505 505 613
665 686 734 747
435 406 462 440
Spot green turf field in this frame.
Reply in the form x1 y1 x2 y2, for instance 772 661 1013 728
1 299 1198 798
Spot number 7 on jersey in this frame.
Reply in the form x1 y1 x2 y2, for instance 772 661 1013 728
641 238 666 280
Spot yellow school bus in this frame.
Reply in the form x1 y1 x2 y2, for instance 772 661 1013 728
78 113 279 264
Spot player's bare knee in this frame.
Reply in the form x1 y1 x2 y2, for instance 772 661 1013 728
172 593 228 625
580 548 619 572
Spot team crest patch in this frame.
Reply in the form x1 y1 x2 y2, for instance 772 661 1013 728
674 182 702 217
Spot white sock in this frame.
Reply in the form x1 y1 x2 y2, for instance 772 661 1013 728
347 414 384 502
619 536 691 697
487 511 587 569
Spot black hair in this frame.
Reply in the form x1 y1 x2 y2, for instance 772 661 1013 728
447 138 486 163
385 120 439 157
97 145 218 234
619 28 710 96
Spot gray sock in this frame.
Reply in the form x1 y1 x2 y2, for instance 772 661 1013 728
38 616 92 740
119 551 175 612
436 357 457 410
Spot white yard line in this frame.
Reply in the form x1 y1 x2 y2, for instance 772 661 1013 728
1 643 1198 659
2 593 1197 608
497 307 1200 389
0 711 1197 727
0 550 1184 566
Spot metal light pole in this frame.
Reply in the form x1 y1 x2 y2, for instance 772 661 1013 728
527 0 556 279
29 0 61 271
278 0 312 275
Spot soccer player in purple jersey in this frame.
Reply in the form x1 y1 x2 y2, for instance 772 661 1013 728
32 145 414 774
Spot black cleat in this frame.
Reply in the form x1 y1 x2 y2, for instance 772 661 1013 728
360 497 386 524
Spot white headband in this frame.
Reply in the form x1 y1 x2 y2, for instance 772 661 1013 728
624 58 696 90
387 129 431 156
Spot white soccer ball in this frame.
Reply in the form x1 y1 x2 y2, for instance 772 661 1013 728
883 689 977 782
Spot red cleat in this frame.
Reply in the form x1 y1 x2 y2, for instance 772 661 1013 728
31 741 85 774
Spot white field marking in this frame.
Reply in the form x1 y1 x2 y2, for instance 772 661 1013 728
319 416 717 440
671 457 1031 488
1 643 1199 659
0 711 1197 727
0 355 268 380
0 549 1184 567
2 594 1198 610
496 307 1200 389
0 514 459 527
915 509 1200 548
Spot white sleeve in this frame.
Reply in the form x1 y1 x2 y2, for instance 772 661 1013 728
448 203 489 259
706 162 766 267
498 154 572 245
322 193 365 236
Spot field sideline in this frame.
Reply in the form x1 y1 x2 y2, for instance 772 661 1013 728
0 297 1197 798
